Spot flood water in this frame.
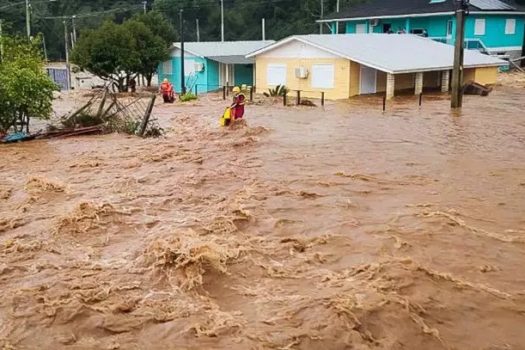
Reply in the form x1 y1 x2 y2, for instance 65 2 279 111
0 82 524 349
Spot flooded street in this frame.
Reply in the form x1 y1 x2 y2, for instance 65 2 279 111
0 81 524 349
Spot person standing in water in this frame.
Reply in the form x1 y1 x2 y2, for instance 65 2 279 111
231 86 245 121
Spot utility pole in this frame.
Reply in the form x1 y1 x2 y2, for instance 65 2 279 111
0 19 4 61
196 18 200 42
262 18 265 41
451 0 468 108
179 9 186 95
72 15 77 47
64 20 71 90
42 33 48 61
142 1 147 14
337 0 340 12
320 0 324 34
26 0 31 38
220 0 224 42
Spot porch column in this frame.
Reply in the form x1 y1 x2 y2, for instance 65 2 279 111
386 73 395 99
441 70 450 92
415 72 423 95
405 18 411 33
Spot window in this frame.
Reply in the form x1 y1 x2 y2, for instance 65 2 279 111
162 61 172 74
356 23 367 33
474 18 485 35
267 64 287 86
184 59 195 76
311 64 335 89
505 18 516 34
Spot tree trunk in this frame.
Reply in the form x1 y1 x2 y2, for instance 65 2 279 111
146 73 153 87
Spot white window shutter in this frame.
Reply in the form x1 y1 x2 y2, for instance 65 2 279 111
505 19 516 35
267 64 287 86
474 19 485 35
311 64 335 89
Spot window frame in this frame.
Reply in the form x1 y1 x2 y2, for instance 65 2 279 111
505 18 516 35
266 64 287 86
311 64 335 89
474 18 486 36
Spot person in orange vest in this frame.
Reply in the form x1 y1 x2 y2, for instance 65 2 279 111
160 78 175 103
230 86 245 121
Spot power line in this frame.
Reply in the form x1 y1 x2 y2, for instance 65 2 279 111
34 5 143 20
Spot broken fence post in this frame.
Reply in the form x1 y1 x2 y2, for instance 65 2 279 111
138 94 156 137
321 92 325 107
383 94 386 112
250 87 253 102
419 93 423 107
223 86 226 100
296 90 301 105
283 92 287 106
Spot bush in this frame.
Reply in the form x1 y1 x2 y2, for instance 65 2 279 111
263 84 289 97
180 92 198 102
0 36 57 133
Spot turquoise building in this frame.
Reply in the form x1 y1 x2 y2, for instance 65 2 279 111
319 0 525 59
158 41 274 94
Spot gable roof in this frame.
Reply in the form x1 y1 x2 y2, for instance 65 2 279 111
247 34 507 74
171 40 274 64
321 0 525 22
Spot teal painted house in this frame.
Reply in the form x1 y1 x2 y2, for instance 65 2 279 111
320 0 525 59
158 41 274 94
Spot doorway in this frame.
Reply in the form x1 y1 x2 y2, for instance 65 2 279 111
360 65 377 95
383 23 392 33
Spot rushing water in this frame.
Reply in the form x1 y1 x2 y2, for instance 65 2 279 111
0 84 524 349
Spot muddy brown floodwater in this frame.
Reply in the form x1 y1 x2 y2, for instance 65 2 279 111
0 80 524 350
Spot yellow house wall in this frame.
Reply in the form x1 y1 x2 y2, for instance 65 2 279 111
423 71 441 88
349 61 361 97
474 67 498 85
255 57 351 100
395 73 416 90
376 71 387 93
463 68 476 83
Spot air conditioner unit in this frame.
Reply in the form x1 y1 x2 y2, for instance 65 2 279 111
295 67 309 79
194 63 205 72
370 18 379 26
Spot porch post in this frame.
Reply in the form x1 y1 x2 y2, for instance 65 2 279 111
386 73 395 99
441 70 450 92
415 72 423 95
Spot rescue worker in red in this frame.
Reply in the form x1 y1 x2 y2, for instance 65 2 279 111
160 78 175 103
230 86 245 121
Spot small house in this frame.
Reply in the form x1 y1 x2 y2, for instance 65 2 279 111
319 0 525 60
158 40 274 94
247 34 506 100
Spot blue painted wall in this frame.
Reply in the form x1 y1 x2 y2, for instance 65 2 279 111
159 56 257 93
206 59 220 92
342 14 525 50
465 15 525 48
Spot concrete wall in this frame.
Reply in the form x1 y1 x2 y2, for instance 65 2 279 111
255 57 352 100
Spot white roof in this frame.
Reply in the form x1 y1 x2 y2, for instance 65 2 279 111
247 34 507 74
172 40 274 64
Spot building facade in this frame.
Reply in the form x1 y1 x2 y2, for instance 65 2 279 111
158 41 273 94
248 35 505 100
320 0 525 60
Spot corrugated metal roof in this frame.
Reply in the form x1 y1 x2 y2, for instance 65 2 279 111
248 34 506 74
470 0 515 10
171 41 274 64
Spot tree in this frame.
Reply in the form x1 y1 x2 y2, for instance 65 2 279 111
0 36 57 134
126 12 174 86
71 14 173 90
71 21 139 91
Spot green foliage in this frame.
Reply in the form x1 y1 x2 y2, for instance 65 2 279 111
0 36 57 133
263 85 289 97
71 12 173 91
180 92 198 102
